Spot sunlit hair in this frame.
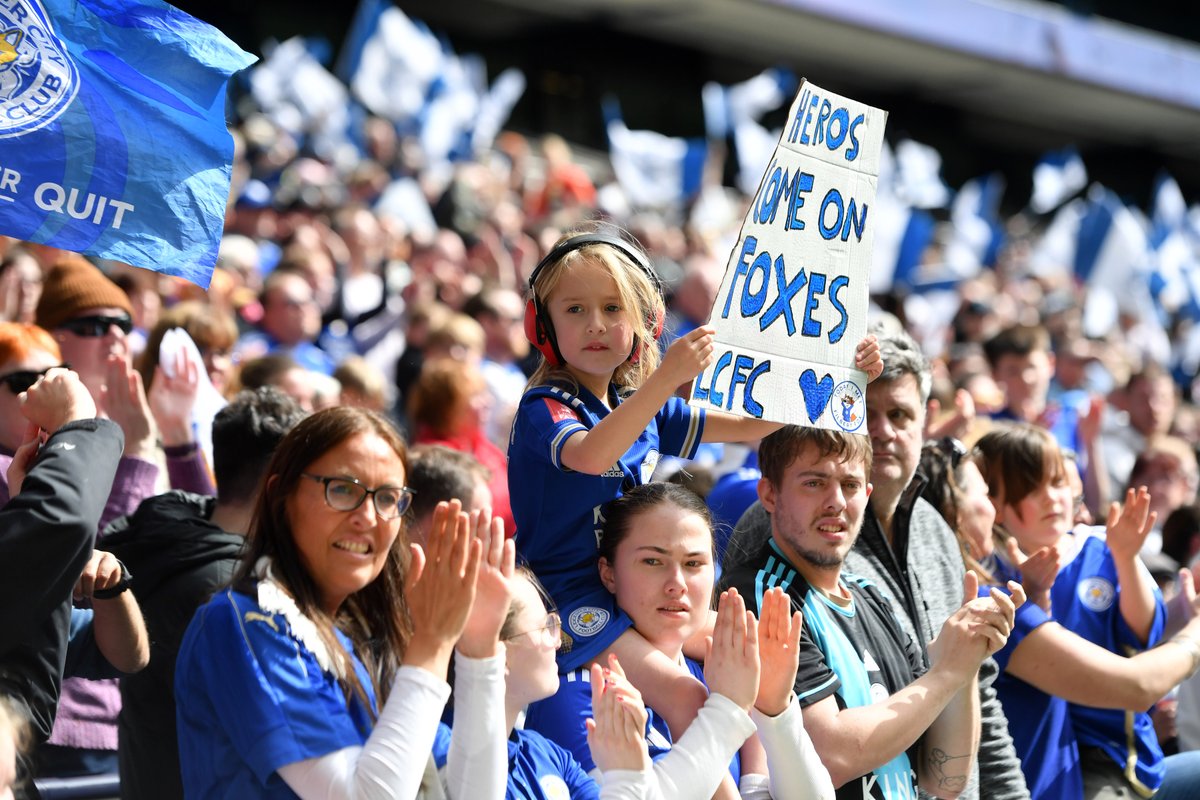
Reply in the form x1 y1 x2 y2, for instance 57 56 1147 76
973 423 1065 513
527 225 664 395
917 439 996 584
758 426 873 489
0 322 60 366
598 483 716 567
232 406 411 716
407 357 486 438
499 565 556 641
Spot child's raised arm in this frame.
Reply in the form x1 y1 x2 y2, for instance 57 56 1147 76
560 326 714 475
1105 486 1162 645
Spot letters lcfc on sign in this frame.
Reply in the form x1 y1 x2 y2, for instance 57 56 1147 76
689 79 887 433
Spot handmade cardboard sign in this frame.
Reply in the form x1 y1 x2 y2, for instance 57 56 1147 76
689 80 887 434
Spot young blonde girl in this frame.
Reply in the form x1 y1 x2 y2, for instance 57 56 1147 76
507 224 880 781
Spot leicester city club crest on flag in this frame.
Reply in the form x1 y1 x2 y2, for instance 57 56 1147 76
0 0 255 288
0 2 79 137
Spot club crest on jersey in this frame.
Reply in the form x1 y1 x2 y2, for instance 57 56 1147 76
639 449 660 483
568 606 609 638
538 775 571 800
0 0 79 138
1078 577 1115 612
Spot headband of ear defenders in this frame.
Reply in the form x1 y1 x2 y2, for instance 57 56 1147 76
524 233 664 368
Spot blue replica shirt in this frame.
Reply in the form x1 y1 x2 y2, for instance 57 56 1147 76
508 382 705 667
1051 528 1167 794
721 538 923 800
707 450 761 575
525 661 740 783
506 727 600 800
987 559 1083 800
175 588 377 799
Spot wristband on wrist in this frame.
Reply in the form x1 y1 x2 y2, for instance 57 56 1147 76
93 559 133 599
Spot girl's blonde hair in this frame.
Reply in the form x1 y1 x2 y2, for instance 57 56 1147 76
527 226 664 395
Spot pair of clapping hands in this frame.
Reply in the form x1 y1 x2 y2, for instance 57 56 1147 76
585 586 804 773
402 499 516 668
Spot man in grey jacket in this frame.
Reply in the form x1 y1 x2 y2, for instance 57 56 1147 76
726 328 1030 800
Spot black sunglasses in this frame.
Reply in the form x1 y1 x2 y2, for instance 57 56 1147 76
0 366 65 394
59 315 133 338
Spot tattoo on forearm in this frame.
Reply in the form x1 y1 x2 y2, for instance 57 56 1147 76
928 748 969 792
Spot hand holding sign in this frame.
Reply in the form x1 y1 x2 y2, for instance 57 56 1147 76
690 80 887 434
659 325 716 390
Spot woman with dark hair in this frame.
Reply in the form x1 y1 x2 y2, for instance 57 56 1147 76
525 482 834 799
175 406 508 799
923 426 1200 799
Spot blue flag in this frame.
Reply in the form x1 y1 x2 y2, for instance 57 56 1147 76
0 0 255 288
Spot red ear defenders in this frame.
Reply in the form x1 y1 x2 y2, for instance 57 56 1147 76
524 233 665 368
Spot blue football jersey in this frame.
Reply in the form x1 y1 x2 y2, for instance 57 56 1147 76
1053 528 1166 794
508 382 704 668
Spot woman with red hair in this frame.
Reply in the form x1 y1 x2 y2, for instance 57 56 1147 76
408 358 514 536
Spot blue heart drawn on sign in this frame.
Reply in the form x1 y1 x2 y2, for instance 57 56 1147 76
798 369 835 423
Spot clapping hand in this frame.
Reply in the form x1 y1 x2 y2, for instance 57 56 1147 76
704 588 760 712
1105 487 1156 564
100 356 156 459
755 587 802 717
403 500 483 676
457 507 516 659
1004 537 1060 612
587 655 651 773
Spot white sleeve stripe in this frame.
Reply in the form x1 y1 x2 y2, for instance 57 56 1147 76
550 423 587 467
679 408 701 457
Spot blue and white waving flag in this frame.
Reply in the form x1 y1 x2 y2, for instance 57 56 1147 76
340 0 443 126
701 68 795 195
943 173 1006 277
1030 147 1087 214
604 100 706 210
250 37 353 166
1075 184 1153 337
701 67 796 140
0 0 254 288
1151 172 1188 236
892 139 951 209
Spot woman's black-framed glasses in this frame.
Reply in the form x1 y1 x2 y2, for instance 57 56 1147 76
0 365 66 394
301 473 415 520
504 612 562 648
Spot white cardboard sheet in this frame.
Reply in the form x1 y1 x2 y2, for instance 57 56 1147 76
689 80 887 435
